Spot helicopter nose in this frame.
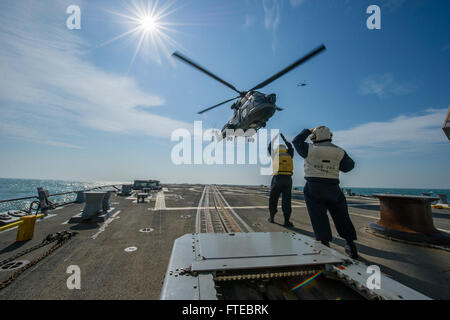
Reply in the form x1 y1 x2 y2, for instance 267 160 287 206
266 94 276 104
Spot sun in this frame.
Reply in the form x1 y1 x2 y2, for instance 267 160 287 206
100 1 185 70
140 15 158 33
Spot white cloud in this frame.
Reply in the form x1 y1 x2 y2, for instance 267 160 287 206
262 0 281 32
383 0 407 11
262 0 281 51
359 73 415 97
289 0 306 7
333 108 448 156
243 14 256 28
0 1 190 148
0 122 81 149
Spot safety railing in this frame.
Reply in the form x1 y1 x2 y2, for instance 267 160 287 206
0 184 119 214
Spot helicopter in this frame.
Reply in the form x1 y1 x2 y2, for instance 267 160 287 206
172 44 326 141
297 81 308 87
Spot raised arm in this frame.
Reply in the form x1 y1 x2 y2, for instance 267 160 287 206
267 134 279 156
281 134 294 158
292 129 312 158
339 151 355 173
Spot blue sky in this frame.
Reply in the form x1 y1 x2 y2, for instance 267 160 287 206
0 0 449 188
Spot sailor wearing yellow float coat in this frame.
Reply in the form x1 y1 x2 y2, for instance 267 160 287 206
268 133 294 227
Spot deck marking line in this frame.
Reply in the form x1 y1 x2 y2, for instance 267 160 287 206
154 191 166 210
91 210 121 240
195 186 207 233
215 185 254 233
148 205 306 211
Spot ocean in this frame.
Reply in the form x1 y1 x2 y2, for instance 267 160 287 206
294 186 450 200
0 178 448 212
0 178 119 212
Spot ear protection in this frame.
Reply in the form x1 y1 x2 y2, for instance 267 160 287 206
310 126 332 142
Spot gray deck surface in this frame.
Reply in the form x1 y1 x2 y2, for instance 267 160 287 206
0 184 449 300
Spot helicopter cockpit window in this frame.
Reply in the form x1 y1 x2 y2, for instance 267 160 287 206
253 93 265 102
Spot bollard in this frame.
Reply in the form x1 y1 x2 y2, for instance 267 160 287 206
102 191 113 212
120 184 132 196
75 191 86 203
437 194 448 205
369 194 450 244
82 192 106 220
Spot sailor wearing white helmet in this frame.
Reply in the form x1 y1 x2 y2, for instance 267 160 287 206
293 126 358 259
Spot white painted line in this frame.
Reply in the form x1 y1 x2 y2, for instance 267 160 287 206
148 204 306 211
215 185 254 233
195 186 207 233
62 212 81 225
169 204 303 210
91 210 121 240
163 187 169 192
154 190 166 210
348 212 379 220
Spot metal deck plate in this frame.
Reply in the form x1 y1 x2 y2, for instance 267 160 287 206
192 232 344 272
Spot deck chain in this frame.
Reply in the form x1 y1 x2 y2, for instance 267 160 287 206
214 269 321 282
0 231 77 290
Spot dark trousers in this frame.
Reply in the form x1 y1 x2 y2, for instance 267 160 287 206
303 181 357 242
269 175 292 220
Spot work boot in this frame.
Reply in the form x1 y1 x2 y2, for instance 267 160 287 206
321 240 330 247
345 240 358 259
283 220 294 227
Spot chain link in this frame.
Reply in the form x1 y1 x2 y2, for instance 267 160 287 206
0 231 77 290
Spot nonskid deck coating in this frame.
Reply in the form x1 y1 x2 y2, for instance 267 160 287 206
0 184 449 299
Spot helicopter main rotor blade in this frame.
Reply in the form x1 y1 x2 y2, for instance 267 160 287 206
172 51 242 95
198 96 240 114
250 44 326 91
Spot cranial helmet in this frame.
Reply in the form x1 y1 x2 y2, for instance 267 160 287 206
278 144 287 152
311 126 333 142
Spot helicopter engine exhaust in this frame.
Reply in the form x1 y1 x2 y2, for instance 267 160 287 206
266 94 276 104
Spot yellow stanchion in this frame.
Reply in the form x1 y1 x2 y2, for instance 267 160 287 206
0 214 45 241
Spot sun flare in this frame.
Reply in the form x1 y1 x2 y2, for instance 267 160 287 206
140 15 158 33
101 1 184 69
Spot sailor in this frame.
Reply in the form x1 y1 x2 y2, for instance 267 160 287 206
292 126 358 259
268 133 294 227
